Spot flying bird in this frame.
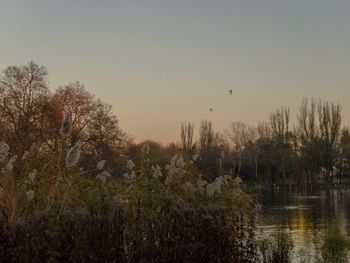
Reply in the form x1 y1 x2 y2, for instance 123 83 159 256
229 89 233 95
209 108 213 112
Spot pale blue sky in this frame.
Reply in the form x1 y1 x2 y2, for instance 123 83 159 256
1 0 350 143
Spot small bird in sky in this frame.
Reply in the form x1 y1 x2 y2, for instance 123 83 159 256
229 89 233 95
209 108 213 112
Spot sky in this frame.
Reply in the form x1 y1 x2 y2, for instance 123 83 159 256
0 0 350 143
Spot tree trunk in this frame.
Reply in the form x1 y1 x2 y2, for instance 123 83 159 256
254 157 258 178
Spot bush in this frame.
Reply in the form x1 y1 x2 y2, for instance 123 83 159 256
0 192 125 262
318 226 349 263
0 137 260 262
258 229 293 263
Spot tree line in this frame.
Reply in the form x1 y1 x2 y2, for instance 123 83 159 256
1 62 348 185
180 100 347 185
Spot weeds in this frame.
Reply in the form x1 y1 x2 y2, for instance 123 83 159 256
258 229 294 263
317 226 349 263
0 128 260 262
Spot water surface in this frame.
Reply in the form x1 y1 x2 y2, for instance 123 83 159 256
257 187 350 262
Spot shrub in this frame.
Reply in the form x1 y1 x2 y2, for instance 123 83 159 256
318 226 349 263
258 229 294 263
0 137 260 262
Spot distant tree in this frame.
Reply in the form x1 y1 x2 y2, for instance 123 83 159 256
127 140 168 167
52 82 127 171
245 139 260 179
180 122 195 153
84 101 127 166
317 100 342 181
256 138 277 184
297 98 342 183
270 107 290 142
257 122 272 140
198 120 223 180
227 122 257 178
269 107 293 182
52 82 98 144
0 61 51 154
256 122 277 183
298 98 318 144
297 98 321 184
199 120 214 150
339 127 350 180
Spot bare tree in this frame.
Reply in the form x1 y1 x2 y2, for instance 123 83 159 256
180 122 195 152
298 98 318 145
318 99 342 179
297 98 320 183
0 61 50 153
297 98 342 183
339 127 350 181
269 107 293 182
227 122 257 177
257 122 272 140
199 120 214 150
52 82 97 144
270 107 290 141
198 120 221 179
0 62 128 175
52 82 127 168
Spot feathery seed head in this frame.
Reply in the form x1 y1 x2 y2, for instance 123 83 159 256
152 164 163 178
0 142 10 156
127 160 135 170
22 151 30 160
65 141 81 168
141 141 150 154
26 190 34 201
97 160 106 170
28 169 37 183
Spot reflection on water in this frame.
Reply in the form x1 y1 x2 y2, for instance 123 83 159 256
257 187 350 262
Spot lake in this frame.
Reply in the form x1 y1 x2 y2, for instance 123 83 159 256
256 186 350 262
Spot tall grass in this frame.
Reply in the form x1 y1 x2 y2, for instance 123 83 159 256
258 229 294 263
317 226 349 263
0 130 260 262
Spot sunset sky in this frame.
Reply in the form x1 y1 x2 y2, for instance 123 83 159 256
1 0 350 143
